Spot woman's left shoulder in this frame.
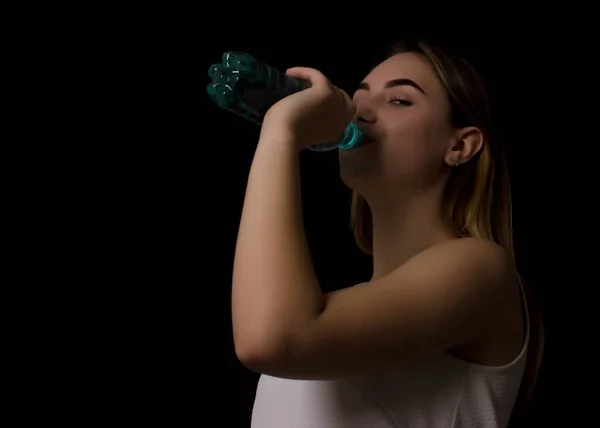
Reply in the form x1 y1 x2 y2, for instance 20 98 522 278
423 237 512 267
411 237 517 292
441 236 508 251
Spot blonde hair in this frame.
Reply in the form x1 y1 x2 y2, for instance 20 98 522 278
350 40 544 421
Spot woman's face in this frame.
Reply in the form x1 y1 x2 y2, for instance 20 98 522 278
340 52 456 191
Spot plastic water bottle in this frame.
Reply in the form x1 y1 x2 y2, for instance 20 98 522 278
207 51 363 152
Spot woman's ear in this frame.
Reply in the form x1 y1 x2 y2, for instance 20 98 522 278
444 126 483 167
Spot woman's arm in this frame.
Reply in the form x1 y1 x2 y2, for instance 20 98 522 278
232 66 356 366
232 134 324 363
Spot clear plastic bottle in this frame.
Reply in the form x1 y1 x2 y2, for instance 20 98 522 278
207 51 363 152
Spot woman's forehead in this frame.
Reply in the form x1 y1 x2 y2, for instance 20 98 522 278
363 52 440 94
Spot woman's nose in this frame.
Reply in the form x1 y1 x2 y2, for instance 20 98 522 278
354 107 376 124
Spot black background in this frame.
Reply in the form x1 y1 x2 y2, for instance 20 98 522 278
59 22 597 427
21 3 600 424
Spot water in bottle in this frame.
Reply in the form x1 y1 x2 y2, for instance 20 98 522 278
207 51 363 152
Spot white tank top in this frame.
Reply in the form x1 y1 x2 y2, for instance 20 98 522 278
250 284 529 428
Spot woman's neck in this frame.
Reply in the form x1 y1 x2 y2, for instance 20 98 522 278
365 185 456 281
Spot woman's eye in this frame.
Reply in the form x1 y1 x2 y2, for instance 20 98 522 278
389 97 412 106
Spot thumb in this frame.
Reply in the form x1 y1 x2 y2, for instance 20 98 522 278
286 67 330 87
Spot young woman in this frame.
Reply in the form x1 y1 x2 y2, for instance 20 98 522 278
232 39 544 428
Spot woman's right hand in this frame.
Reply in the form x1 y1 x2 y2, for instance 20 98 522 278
259 67 356 151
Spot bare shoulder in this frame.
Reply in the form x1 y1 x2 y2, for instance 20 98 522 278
414 238 523 365
412 236 512 272
414 237 519 316
247 237 519 379
393 237 516 302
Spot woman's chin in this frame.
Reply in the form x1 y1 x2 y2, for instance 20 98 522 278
339 154 378 187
